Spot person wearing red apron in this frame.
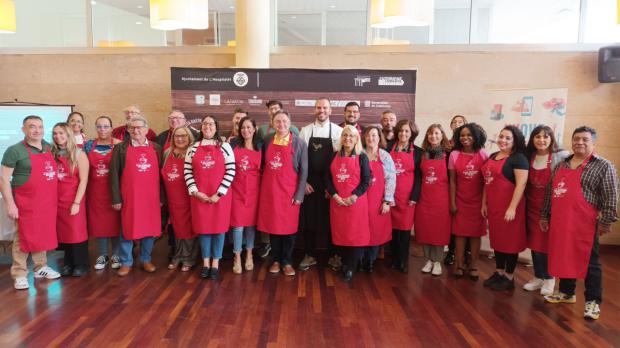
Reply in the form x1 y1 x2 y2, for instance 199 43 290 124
112 105 157 142
85 116 122 271
448 123 488 281
229 116 261 274
52 123 90 277
542 126 618 320
186 116 236 281
110 116 163 277
1 116 61 290
416 124 452 277
388 119 422 273
258 111 308 277
522 125 570 295
162 126 198 272
327 125 371 282
361 126 396 273
481 126 529 292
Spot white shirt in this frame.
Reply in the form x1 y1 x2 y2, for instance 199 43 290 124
299 121 343 150
130 138 149 147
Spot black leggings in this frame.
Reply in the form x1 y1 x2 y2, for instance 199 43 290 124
495 251 518 274
61 241 89 268
391 229 411 267
342 247 363 272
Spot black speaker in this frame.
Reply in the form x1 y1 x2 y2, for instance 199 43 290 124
599 45 620 83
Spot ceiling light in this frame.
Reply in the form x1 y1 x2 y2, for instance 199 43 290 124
0 0 16 34
229 6 235 9
136 21 143 25
329 5 336 9
150 0 209 31
137 5 143 9
91 0 96 5
372 0 434 28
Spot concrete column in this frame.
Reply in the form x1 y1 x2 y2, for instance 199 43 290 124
235 0 270 68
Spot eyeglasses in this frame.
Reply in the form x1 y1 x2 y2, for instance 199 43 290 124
96 125 111 129
168 117 185 121
173 134 189 138
202 122 216 126
128 126 145 132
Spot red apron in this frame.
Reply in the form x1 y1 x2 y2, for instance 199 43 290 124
56 156 88 243
230 147 261 227
481 156 526 253
390 146 416 230
451 152 486 237
525 153 552 252
163 130 172 152
329 154 370 247
367 152 392 245
257 139 300 235
86 141 120 238
13 143 58 252
548 156 598 279
161 154 193 239
120 144 161 240
190 144 232 234
414 154 451 246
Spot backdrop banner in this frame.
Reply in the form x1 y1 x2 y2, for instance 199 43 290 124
170 67 416 133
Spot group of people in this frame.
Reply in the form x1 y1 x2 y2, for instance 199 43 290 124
1 100 617 321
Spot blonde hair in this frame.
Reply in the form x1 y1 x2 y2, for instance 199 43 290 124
168 126 195 156
52 122 80 172
337 125 363 155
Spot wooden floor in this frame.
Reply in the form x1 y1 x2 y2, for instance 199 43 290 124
0 240 619 348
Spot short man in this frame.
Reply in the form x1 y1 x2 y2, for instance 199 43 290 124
226 108 249 142
112 105 157 142
1 115 61 290
110 116 164 276
541 126 618 320
380 110 397 150
257 100 300 141
298 97 343 271
338 101 364 135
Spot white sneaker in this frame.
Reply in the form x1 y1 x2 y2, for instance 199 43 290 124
523 277 543 291
34 266 61 279
584 301 600 320
540 278 556 296
94 255 109 270
14 277 29 290
110 255 121 269
431 262 442 276
421 260 433 273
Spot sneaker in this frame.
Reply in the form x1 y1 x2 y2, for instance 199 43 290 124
483 272 502 287
523 277 543 291
34 266 61 279
584 301 600 320
259 244 272 258
443 253 455 266
545 292 576 304
431 262 442 276
269 262 281 274
328 255 342 272
540 278 556 296
110 255 121 269
421 260 433 273
283 264 296 276
94 255 109 270
14 277 29 290
299 255 317 271
490 275 515 291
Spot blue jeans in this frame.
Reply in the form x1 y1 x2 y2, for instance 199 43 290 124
97 237 120 256
231 226 256 253
199 234 225 259
531 250 552 280
364 246 380 262
119 234 154 266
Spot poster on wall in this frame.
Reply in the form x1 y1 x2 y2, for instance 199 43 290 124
170 68 416 133
479 88 567 152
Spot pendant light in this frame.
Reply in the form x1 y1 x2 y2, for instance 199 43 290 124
0 0 16 34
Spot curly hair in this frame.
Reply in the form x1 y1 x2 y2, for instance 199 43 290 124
452 123 487 152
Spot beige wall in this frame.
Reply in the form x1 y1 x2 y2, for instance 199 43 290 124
1 47 619 243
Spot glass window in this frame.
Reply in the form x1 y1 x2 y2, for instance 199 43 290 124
0 0 87 47
93 0 168 47
582 0 620 43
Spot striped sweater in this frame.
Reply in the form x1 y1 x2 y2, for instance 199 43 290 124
184 139 236 196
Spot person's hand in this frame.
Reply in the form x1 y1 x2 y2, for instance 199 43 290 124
408 200 416 206
333 194 346 206
381 202 391 214
481 204 487 218
305 183 314 195
112 203 122 211
209 194 221 204
345 194 358 206
292 199 302 205
598 223 612 236
194 192 209 203
539 219 549 232
70 203 80 216
6 203 18 220
450 203 458 215
504 207 516 222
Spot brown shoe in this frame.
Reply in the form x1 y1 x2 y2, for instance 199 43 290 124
117 265 131 277
269 262 281 274
142 262 156 273
283 264 296 276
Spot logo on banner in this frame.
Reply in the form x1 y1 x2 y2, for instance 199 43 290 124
57 163 67 181
463 161 478 179
354 76 371 87
136 154 152 172
239 155 250 171
248 96 263 105
201 153 215 169
195 95 205 105
425 167 437 184
96 160 109 177
553 178 567 198
394 159 404 175
233 72 249 87
269 152 283 170
378 76 404 86
43 161 56 181
167 163 180 181
483 167 493 185
209 94 221 106
336 163 350 183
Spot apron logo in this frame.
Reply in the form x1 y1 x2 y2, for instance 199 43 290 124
553 178 568 198
394 159 404 175
136 154 152 172
167 163 180 181
269 152 283 170
201 153 215 169
336 163 350 183
463 161 478 179
239 155 250 171
371 175 377 185
96 160 109 177
57 163 67 181
424 166 438 184
483 168 494 185
43 161 56 181
312 143 323 152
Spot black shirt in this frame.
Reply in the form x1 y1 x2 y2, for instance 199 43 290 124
489 152 529 184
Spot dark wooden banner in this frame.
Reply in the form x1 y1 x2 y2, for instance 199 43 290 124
171 67 416 133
